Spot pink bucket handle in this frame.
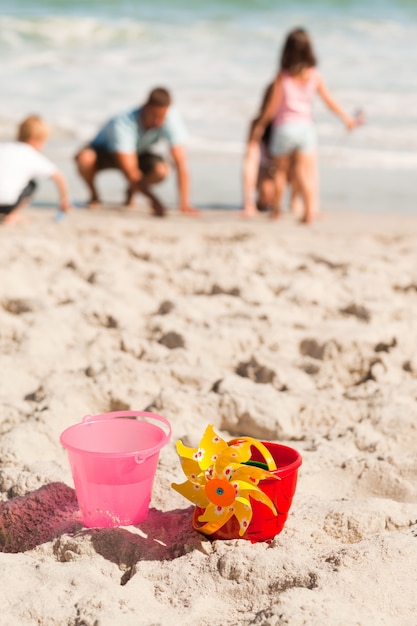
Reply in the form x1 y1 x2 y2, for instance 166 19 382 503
82 411 172 463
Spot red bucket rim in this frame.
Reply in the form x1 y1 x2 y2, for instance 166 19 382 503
259 441 302 479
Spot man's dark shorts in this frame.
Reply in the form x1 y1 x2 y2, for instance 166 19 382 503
90 146 164 175
0 180 37 216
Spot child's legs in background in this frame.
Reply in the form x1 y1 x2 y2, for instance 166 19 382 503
293 150 318 223
242 139 261 215
287 154 302 215
257 160 275 211
0 180 36 224
269 122 318 222
269 123 308 219
271 155 291 218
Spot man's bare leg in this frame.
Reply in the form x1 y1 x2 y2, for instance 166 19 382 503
125 185 135 207
75 148 101 207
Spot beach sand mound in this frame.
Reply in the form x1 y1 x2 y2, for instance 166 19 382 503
0 209 416 626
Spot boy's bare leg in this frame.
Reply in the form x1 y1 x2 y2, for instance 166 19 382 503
3 212 28 225
242 141 261 216
1 198 30 225
289 180 303 217
286 155 302 216
75 148 100 207
257 173 275 210
271 156 290 220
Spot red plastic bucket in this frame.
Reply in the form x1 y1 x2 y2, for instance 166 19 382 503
193 441 302 542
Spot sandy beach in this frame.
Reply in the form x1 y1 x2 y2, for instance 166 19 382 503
0 206 416 625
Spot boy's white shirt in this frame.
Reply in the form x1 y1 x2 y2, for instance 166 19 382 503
0 141 57 205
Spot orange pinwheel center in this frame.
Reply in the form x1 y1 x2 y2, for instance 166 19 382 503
205 478 236 507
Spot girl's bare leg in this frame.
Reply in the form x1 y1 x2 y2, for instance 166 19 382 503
293 151 317 223
286 155 301 216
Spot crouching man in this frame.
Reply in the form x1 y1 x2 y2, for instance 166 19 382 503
75 87 198 216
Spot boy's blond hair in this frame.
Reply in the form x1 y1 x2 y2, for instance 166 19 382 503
17 115 50 142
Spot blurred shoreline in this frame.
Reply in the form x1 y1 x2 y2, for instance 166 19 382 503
1 0 416 221
37 138 416 216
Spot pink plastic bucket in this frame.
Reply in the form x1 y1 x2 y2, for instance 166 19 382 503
60 411 171 528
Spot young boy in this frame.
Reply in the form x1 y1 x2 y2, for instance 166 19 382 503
0 115 70 224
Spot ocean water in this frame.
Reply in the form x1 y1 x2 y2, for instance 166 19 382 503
0 0 415 212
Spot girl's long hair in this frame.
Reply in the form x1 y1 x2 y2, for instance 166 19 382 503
280 28 317 75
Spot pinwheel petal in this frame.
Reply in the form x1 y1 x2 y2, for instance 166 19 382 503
176 439 197 460
239 486 277 515
197 424 229 470
194 508 235 536
171 480 209 508
229 437 277 471
234 499 253 536
197 502 234 528
213 460 239 481
214 452 250 481
231 464 276 485
179 457 204 481
222 440 253 463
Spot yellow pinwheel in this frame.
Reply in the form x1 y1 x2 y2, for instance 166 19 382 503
172 424 280 537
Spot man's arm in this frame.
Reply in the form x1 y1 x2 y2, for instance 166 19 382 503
115 152 166 216
170 145 199 214
114 152 142 185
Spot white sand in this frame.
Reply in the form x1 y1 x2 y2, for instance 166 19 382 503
1 206 416 626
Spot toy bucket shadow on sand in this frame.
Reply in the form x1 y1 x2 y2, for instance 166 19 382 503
193 441 302 542
60 411 171 528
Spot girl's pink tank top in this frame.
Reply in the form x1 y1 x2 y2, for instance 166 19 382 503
274 67 321 125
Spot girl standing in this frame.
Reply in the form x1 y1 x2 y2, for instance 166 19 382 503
254 28 357 223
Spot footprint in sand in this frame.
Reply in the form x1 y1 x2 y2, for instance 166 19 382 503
235 356 275 385
1 297 43 315
158 331 185 349
209 284 241 297
155 300 175 315
340 303 371 322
